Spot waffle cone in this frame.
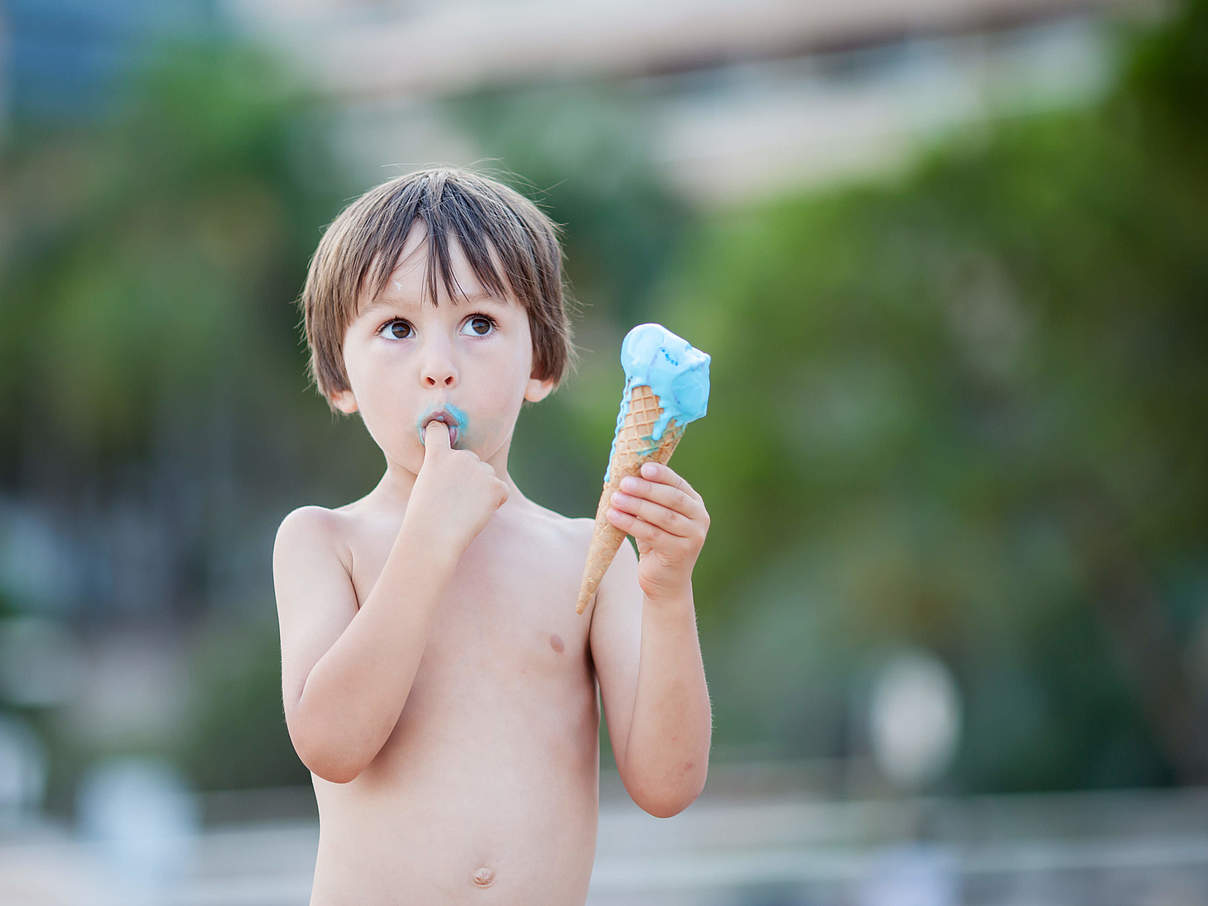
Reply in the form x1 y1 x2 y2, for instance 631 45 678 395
576 384 684 613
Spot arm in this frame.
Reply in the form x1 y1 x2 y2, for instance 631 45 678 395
273 506 456 783
273 421 507 783
589 462 712 818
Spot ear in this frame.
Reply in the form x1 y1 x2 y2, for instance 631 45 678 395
330 387 358 414
524 374 556 403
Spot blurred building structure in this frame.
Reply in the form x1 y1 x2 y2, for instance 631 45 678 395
219 0 1154 93
218 0 1168 204
1 0 1171 202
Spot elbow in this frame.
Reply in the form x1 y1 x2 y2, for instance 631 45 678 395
640 798 687 820
308 755 363 785
289 722 365 784
635 784 704 819
630 766 709 819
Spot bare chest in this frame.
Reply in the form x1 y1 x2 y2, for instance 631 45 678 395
340 512 597 755
345 513 590 664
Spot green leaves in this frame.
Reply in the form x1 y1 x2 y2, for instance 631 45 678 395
650 2 1208 789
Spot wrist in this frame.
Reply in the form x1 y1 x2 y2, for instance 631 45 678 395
640 583 702 650
642 580 694 610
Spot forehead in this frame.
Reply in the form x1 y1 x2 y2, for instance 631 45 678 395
358 221 517 315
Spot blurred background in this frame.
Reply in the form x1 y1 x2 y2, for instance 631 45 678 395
1 0 1206 903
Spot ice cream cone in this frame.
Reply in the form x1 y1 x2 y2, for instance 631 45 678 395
576 384 684 614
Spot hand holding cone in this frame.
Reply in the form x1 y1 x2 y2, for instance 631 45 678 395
576 385 684 613
576 324 710 614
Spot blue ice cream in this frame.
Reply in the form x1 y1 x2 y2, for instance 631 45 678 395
604 323 710 483
417 403 468 448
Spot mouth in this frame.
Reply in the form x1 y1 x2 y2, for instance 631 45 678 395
421 410 460 447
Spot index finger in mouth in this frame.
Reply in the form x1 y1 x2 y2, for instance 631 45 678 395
421 418 459 448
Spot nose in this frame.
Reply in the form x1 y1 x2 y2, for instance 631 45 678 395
420 337 458 388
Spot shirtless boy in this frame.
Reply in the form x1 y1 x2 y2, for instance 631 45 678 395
273 167 712 904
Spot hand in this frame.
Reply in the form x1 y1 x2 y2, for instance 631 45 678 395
406 421 509 556
606 461 710 602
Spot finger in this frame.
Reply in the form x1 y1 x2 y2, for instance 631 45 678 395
617 475 705 521
606 508 695 554
606 507 662 544
609 492 694 538
638 462 701 500
423 420 451 455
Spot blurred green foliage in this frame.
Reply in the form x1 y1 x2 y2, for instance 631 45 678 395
172 614 310 791
3 40 316 462
1 2 1205 805
657 0 1208 791
0 38 384 628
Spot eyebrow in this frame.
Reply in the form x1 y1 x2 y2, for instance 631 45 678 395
363 292 509 314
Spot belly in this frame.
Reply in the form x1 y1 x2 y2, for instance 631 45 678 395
308 665 600 905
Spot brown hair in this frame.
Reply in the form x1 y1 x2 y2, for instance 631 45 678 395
297 166 581 412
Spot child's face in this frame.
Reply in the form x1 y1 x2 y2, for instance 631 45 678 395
331 222 553 473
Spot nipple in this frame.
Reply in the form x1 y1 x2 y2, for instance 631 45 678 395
472 866 495 888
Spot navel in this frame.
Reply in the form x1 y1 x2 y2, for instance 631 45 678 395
549 633 565 654
472 866 495 888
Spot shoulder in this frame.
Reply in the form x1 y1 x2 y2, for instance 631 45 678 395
567 514 596 546
273 505 351 567
596 527 638 602
556 513 637 622
514 500 595 547
275 504 337 543
536 510 636 578
513 506 602 574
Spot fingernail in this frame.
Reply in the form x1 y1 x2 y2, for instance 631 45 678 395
642 463 657 477
620 477 639 492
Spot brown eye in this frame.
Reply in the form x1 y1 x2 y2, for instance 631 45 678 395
463 315 496 337
378 319 413 340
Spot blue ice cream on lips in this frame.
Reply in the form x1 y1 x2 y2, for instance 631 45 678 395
418 403 468 448
604 323 710 483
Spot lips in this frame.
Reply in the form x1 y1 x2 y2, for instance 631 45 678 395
421 410 460 447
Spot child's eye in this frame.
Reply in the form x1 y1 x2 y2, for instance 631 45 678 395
377 319 413 340
376 314 496 341
461 314 497 337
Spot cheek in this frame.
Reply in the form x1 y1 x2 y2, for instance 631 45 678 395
450 378 508 445
461 359 529 447
460 409 509 450
345 352 409 439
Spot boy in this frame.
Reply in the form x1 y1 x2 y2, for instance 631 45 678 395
273 167 712 904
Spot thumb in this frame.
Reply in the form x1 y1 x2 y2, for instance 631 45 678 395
423 419 452 458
